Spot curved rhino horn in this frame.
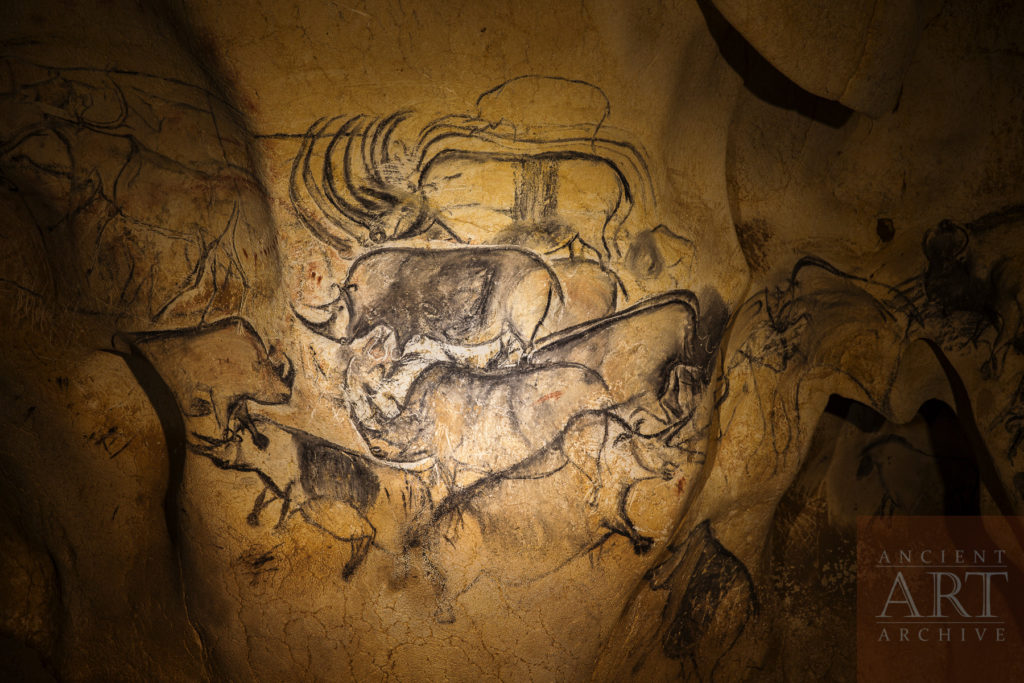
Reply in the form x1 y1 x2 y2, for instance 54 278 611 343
291 284 351 342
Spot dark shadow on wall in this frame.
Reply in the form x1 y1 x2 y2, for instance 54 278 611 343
761 393 986 680
696 0 854 128
0 634 56 682
116 347 188 548
113 345 211 675
824 394 981 516
923 339 1017 516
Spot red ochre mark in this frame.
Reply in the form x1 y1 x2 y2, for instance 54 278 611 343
675 476 687 494
535 390 563 405
242 248 249 258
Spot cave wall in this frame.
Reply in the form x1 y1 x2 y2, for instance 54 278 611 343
1 0 1023 680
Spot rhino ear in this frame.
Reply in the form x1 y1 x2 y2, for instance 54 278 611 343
109 331 137 355
359 325 399 361
266 345 295 389
925 221 969 259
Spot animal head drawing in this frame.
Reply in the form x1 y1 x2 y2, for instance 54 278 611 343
292 283 356 343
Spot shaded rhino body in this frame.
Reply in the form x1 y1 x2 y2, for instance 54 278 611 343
316 246 564 351
531 292 701 428
368 362 612 472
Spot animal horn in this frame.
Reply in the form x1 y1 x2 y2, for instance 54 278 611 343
291 284 349 341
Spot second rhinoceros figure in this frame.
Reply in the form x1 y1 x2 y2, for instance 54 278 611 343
293 246 565 361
